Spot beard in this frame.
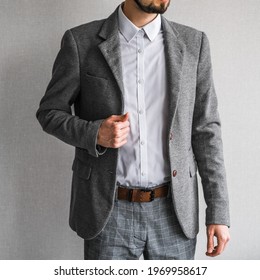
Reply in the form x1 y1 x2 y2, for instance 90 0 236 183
134 0 170 14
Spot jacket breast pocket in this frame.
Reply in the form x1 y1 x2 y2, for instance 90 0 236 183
72 158 92 180
81 72 108 96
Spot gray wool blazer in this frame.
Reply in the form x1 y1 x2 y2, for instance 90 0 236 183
36 6 230 240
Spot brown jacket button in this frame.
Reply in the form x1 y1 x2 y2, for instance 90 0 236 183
172 170 177 177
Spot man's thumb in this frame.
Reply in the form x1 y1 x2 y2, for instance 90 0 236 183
111 113 129 122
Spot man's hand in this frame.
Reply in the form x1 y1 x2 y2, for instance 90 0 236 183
206 224 230 257
97 113 130 148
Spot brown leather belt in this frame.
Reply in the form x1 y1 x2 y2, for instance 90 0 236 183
117 182 170 202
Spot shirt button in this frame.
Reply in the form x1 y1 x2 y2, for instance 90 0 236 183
172 170 177 177
141 172 145 176
138 49 142 53
138 79 142 84
141 141 145 145
138 109 143 115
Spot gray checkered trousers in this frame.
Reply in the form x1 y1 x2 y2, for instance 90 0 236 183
84 188 196 260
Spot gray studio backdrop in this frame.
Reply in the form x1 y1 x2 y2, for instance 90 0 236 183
0 0 260 260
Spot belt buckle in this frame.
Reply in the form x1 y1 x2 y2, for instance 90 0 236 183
141 188 155 202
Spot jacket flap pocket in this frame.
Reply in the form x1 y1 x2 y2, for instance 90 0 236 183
82 72 108 92
83 72 108 82
72 159 92 180
188 150 197 177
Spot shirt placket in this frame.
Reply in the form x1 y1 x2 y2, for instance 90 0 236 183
136 29 148 187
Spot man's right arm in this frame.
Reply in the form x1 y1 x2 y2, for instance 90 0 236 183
37 30 129 156
36 29 105 157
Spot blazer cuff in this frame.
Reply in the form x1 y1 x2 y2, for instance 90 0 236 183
86 119 106 158
96 145 107 156
205 203 230 228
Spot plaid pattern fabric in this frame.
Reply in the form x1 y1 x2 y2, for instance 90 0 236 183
84 196 196 260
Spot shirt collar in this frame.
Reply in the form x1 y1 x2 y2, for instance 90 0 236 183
118 4 162 43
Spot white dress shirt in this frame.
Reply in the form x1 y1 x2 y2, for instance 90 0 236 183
117 5 171 188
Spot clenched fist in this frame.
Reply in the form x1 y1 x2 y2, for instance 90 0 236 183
97 113 130 148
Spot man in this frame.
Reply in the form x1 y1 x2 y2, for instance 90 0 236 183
36 0 230 260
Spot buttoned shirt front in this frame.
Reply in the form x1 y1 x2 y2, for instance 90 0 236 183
117 5 171 188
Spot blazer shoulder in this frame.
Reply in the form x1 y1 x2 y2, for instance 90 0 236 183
68 19 106 39
169 20 202 36
166 19 205 49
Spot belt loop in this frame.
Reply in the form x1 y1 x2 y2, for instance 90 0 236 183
150 189 155 201
128 189 133 202
115 182 119 202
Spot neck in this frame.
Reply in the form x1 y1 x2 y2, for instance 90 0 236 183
123 0 157 28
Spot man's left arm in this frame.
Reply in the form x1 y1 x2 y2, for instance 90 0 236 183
192 32 230 256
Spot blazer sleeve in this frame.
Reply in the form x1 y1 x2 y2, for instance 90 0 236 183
36 30 105 158
192 32 230 227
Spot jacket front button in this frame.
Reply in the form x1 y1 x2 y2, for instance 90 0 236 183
172 170 177 177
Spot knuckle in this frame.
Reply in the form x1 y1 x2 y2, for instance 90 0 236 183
224 236 230 243
221 235 229 242
113 138 120 146
109 139 115 147
113 142 121 148
219 236 225 242
113 130 120 138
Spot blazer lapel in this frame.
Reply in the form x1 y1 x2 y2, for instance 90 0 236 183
98 8 125 98
97 9 185 120
162 17 185 124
